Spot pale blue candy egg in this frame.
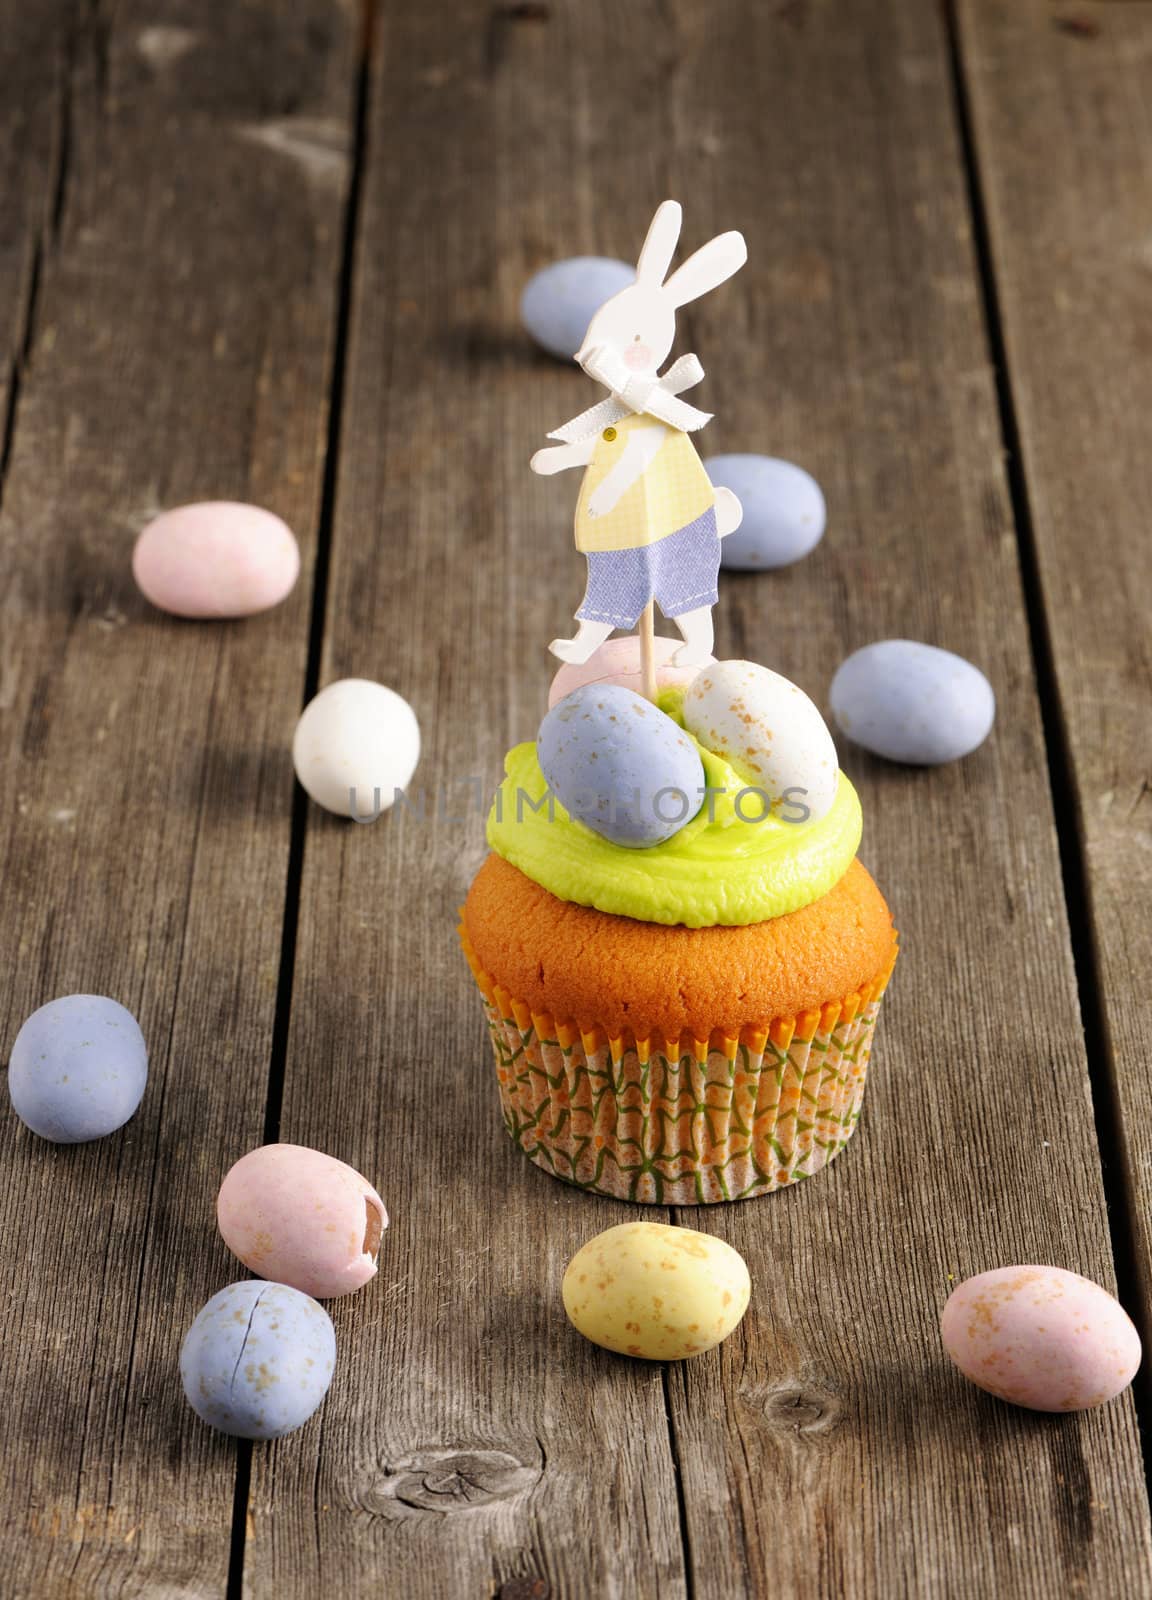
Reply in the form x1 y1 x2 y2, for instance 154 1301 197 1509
706 455 827 570
521 257 635 361
7 994 148 1143
180 1280 336 1440
829 640 995 765
538 684 705 847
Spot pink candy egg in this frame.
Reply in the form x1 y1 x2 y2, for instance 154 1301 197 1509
548 635 715 709
217 1144 388 1300
132 502 299 618
940 1265 1141 1412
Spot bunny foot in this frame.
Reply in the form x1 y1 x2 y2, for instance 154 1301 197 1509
670 606 715 667
549 620 614 665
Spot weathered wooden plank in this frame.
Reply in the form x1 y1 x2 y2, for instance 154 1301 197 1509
247 3 1152 1599
660 1 1152 1594
0 4 74 452
956 0 1152 1355
0 3 355 1593
245 4 690 1597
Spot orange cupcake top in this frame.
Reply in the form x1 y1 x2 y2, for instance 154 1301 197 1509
462 852 896 1041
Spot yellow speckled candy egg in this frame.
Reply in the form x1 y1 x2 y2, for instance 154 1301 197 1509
562 1222 750 1360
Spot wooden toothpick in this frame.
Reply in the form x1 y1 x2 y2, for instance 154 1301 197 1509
639 601 657 703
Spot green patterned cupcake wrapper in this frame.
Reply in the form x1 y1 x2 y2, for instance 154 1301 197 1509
460 926 897 1206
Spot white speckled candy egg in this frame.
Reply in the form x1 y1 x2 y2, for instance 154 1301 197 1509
681 658 839 823
940 1265 1141 1412
180 1280 336 1439
132 502 299 618
520 257 635 360
7 994 148 1143
829 640 995 765
548 635 713 709
292 678 420 819
706 455 827 569
217 1143 388 1300
563 1223 750 1360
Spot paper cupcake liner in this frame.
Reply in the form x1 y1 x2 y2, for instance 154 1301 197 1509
459 925 898 1206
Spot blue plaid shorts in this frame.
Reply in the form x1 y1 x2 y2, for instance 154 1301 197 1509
576 506 720 631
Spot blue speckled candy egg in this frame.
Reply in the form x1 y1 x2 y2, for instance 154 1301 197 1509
829 640 995 765
538 685 705 847
180 1280 336 1440
521 257 635 360
7 994 148 1143
705 455 827 570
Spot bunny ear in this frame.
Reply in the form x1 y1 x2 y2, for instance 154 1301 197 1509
635 200 683 287
662 230 747 308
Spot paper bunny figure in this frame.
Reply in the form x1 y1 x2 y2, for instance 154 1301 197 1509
531 200 747 666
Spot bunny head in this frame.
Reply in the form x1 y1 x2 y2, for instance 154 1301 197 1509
575 200 747 380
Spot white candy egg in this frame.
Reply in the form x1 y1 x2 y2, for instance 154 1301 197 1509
292 679 420 819
681 659 839 824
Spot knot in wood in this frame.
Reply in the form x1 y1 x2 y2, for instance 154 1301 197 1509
360 1447 542 1518
763 1383 842 1438
498 1579 551 1600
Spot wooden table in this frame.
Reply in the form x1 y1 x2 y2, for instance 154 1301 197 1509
2 2 1150 1595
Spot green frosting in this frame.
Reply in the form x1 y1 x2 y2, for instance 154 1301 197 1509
486 689 862 928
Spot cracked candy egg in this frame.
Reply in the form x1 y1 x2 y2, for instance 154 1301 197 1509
940 1265 1141 1412
682 659 839 824
562 1222 750 1361
180 1280 335 1439
217 1143 388 1300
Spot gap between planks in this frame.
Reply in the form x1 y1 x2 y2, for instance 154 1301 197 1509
225 2 381 1594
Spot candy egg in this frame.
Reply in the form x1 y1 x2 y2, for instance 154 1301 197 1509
7 994 148 1143
132 502 300 618
829 640 995 765
681 659 839 824
217 1143 388 1299
563 1223 751 1360
940 1265 1141 1412
292 678 420 819
538 684 705 847
706 455 827 570
548 635 714 709
520 257 635 360
180 1280 336 1439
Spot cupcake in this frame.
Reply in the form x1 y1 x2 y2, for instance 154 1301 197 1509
460 657 897 1205
466 202 897 1202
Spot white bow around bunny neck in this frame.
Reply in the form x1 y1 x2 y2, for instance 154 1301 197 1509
547 350 712 444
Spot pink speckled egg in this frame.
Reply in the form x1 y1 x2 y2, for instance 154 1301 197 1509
132 502 299 618
940 1265 1141 1412
548 635 715 709
217 1144 388 1300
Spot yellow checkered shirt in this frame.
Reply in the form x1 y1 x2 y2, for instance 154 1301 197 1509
574 413 715 553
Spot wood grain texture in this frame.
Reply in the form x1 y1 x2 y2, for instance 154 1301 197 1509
656 3 1152 1593
245 4 690 1596
0 3 73 453
957 0 1152 1339
245 1 1151 1597
0 3 355 1593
